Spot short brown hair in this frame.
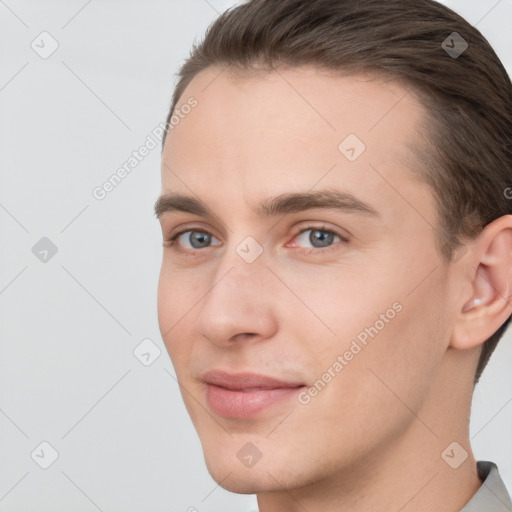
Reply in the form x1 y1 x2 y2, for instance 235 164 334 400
162 0 512 384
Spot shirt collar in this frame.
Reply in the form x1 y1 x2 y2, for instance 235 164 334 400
460 461 511 511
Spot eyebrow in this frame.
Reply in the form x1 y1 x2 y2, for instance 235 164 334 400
154 189 380 220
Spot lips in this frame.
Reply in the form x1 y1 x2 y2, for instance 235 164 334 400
202 370 306 418
202 370 304 390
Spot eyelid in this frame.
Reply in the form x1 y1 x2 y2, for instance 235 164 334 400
289 223 350 244
165 222 221 241
164 222 349 256
285 226 349 255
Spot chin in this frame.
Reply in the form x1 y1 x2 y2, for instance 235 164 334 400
202 446 319 496
213 473 267 495
202 455 259 492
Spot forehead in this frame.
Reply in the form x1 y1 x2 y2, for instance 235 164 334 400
166 65 424 142
161 65 433 224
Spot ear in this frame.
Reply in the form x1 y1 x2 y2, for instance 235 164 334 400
450 214 512 350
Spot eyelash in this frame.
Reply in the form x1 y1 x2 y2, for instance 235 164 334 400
163 225 349 257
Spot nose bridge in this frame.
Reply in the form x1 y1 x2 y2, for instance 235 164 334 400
203 243 269 314
195 241 277 344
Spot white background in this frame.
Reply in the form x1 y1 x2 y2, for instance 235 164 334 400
0 1 511 511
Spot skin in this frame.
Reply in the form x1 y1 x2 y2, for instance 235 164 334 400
156 65 512 511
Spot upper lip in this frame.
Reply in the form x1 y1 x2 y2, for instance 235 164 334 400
202 370 304 390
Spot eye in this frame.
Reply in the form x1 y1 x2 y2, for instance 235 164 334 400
165 229 221 251
164 225 348 256
289 226 348 253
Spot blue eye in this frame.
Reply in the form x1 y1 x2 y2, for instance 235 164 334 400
171 230 221 250
164 225 348 256
295 228 341 249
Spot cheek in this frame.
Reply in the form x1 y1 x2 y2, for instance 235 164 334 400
286 283 448 463
281 261 400 346
337 276 449 411
157 260 197 324
289 259 449 404
157 263 194 361
157 266 174 335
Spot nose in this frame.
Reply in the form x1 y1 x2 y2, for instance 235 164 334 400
195 251 278 347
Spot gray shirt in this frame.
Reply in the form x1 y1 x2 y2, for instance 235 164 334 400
461 461 511 511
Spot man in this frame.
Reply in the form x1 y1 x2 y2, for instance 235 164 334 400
154 0 512 510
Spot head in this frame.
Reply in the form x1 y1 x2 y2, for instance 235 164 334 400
155 0 512 496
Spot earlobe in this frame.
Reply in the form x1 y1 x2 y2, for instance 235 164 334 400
450 215 512 351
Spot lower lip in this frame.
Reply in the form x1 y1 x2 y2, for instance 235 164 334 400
205 384 305 418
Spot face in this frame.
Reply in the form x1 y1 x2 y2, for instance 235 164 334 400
156 66 457 494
